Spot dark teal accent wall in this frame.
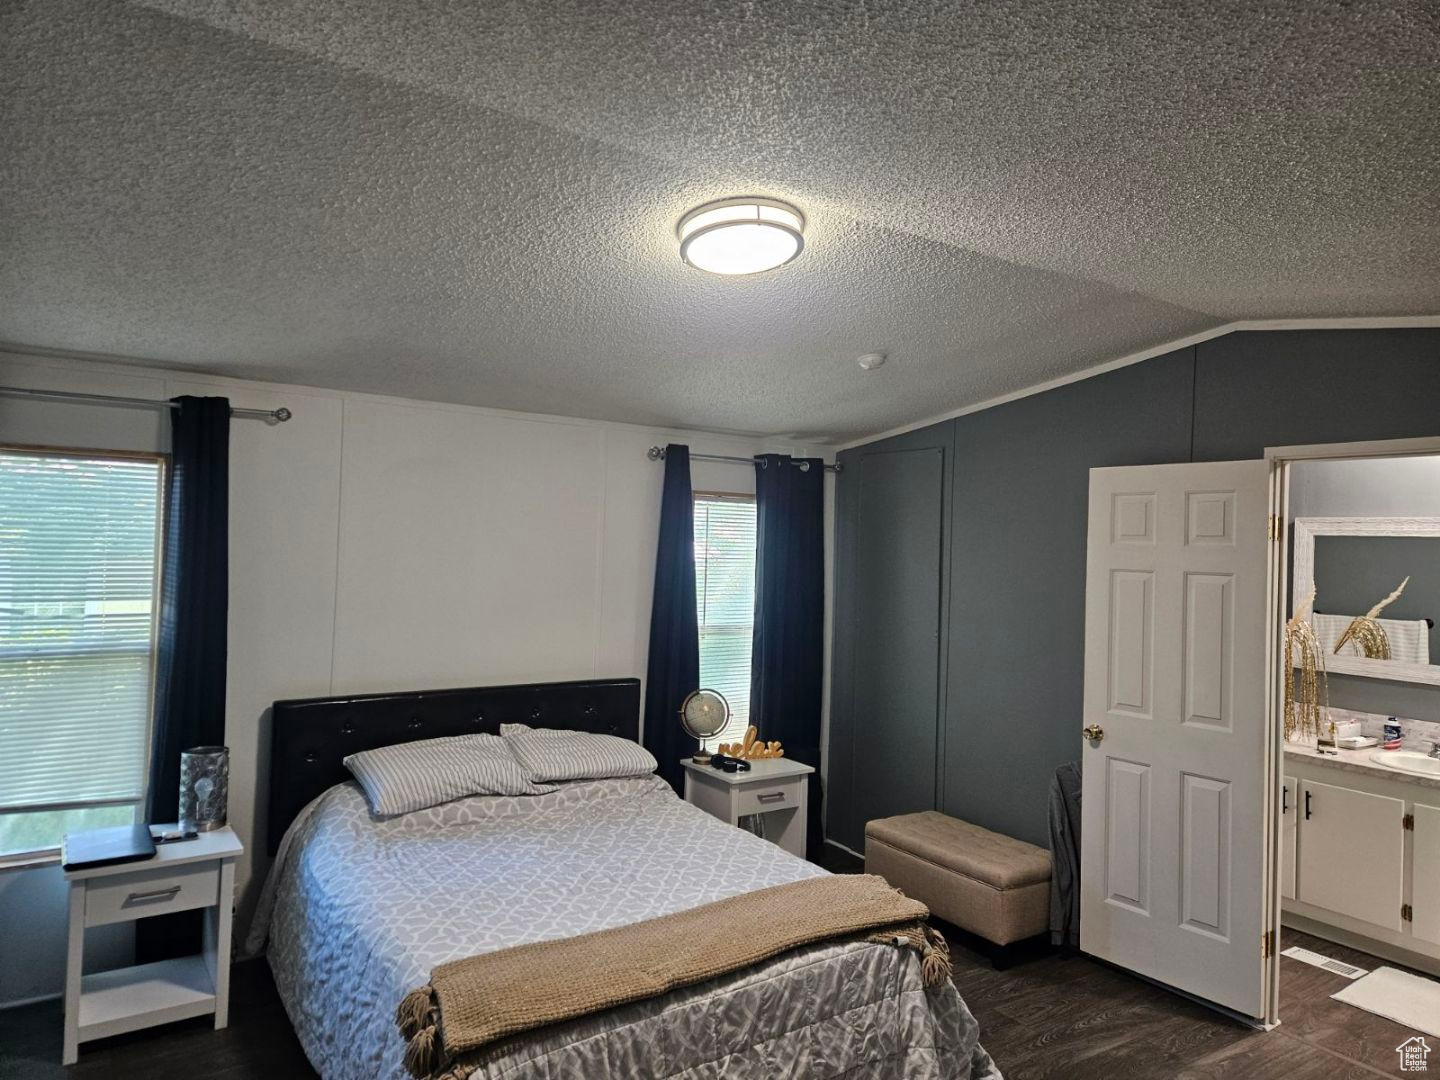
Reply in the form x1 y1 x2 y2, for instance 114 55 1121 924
941 349 1194 848
828 328 1440 851
1192 329 1440 460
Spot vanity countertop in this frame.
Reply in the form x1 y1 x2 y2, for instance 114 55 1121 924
1284 743 1440 790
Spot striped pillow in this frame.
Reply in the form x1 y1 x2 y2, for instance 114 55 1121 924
500 725 658 782
344 734 556 815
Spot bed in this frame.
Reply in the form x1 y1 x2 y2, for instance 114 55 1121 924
251 677 999 1079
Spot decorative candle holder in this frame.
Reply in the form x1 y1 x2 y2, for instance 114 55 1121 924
179 746 229 832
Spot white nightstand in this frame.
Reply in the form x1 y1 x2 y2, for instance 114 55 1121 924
682 757 815 858
61 826 243 1064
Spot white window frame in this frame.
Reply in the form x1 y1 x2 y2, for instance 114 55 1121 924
692 490 757 749
0 444 167 864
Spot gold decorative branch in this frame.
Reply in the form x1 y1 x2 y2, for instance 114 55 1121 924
1285 586 1328 742
1333 576 1408 659
1367 576 1410 619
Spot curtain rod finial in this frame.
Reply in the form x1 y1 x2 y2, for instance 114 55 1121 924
273 407 293 423
647 446 666 460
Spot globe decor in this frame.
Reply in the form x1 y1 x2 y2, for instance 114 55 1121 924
679 689 731 765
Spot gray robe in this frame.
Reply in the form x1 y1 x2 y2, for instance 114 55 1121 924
1048 761 1082 947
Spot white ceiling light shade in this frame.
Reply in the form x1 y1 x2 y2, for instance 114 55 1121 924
677 198 805 275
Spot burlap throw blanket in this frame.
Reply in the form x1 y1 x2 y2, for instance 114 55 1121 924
396 873 951 1080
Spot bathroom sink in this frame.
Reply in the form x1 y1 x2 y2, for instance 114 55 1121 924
1368 750 1440 778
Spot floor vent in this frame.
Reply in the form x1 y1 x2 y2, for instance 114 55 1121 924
1281 945 1368 980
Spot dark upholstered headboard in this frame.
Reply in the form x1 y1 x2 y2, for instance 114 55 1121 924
267 676 641 853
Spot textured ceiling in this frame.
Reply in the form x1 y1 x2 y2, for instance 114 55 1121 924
1 1 1436 441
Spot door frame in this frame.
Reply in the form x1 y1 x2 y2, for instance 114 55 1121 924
1261 435 1440 1026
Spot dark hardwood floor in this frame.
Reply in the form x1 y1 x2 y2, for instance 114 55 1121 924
949 927 1422 1079
0 845 1426 1079
0 959 313 1080
818 842 1428 1079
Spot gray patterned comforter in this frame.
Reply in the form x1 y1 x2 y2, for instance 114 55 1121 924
251 775 1000 1079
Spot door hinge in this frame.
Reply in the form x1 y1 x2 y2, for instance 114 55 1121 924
1267 514 1282 541
1402 904 1413 923
1262 930 1275 958
1404 813 1414 831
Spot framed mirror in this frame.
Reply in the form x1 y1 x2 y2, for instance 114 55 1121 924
1293 516 1440 686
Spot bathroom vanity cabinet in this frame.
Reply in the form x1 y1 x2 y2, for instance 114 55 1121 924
1296 779 1406 930
1283 752 1440 974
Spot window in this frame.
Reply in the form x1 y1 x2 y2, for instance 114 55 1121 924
692 493 756 748
0 448 165 859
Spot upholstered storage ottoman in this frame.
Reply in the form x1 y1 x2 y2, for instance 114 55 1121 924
865 811 1051 967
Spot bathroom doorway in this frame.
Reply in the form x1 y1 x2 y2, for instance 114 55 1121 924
1265 436 1440 1050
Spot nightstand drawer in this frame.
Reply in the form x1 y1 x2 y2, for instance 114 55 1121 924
85 863 220 927
734 777 803 817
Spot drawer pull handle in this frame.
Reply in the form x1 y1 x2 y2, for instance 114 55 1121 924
756 792 787 804
126 885 182 904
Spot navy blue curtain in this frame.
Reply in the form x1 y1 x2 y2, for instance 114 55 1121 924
148 396 231 822
642 444 699 793
751 454 825 855
139 396 229 960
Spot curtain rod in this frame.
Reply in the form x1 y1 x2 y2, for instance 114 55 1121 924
646 445 841 473
0 385 292 423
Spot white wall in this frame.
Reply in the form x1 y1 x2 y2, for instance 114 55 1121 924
0 347 830 1005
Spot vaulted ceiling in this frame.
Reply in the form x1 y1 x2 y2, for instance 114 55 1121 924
2 1 1436 441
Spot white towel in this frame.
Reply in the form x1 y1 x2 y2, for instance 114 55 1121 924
1311 612 1430 665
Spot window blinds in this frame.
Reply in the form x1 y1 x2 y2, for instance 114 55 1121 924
693 495 756 747
0 450 163 812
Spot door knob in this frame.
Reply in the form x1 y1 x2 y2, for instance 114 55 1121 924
1082 725 1105 743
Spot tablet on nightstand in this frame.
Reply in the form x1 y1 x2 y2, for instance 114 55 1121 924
61 823 157 871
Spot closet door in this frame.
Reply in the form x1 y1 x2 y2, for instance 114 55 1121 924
847 447 945 837
1297 780 1405 931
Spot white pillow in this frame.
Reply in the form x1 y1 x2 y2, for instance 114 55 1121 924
500 725 657 782
344 733 555 815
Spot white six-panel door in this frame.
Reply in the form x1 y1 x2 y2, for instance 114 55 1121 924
1081 460 1270 1018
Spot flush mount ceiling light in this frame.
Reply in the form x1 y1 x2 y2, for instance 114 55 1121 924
677 197 805 276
